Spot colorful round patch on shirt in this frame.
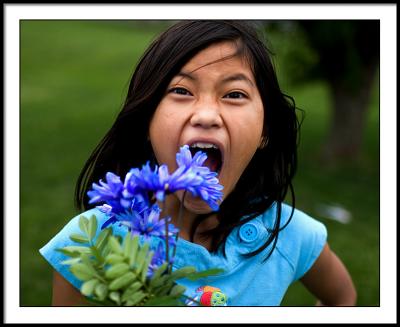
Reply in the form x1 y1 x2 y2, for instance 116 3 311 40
194 285 228 306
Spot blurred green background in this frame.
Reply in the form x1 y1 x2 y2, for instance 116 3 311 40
20 20 379 306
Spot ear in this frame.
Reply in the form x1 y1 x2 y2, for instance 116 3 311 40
258 136 268 149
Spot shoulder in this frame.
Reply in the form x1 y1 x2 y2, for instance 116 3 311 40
40 208 106 251
259 203 328 281
39 208 124 290
260 202 327 241
260 202 325 231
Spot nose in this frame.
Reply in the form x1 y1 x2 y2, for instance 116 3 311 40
190 101 223 129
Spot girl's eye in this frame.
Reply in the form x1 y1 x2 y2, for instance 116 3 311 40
224 91 247 99
169 87 192 96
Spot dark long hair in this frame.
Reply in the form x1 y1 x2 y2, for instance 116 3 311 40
75 20 301 261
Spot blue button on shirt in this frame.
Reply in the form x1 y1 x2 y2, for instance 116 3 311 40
39 203 327 306
239 222 260 242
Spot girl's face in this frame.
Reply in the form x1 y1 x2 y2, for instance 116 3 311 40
149 41 264 214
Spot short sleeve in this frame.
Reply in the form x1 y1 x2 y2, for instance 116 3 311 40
291 210 327 280
39 208 111 290
264 203 328 282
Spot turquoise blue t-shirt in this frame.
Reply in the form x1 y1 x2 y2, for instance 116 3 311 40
39 203 327 306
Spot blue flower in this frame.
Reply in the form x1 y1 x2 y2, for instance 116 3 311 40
124 163 176 203
124 164 159 200
97 195 149 230
186 171 224 211
87 145 224 239
122 145 223 210
88 172 124 204
176 145 207 168
97 204 118 229
82 146 226 291
88 172 140 215
174 145 224 211
117 204 178 244
97 203 113 215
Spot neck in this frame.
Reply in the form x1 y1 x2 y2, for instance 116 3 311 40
161 193 219 247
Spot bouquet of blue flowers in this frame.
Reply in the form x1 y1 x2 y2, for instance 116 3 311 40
58 145 224 306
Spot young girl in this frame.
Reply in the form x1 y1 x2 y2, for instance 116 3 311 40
40 20 356 306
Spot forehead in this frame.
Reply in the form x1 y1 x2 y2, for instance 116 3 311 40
181 41 253 77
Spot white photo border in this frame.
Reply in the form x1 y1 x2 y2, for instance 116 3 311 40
5 3 397 324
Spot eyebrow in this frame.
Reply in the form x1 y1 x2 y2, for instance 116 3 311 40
221 73 255 87
175 71 196 81
174 71 255 87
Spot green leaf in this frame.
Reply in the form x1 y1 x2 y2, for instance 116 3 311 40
123 233 132 257
105 263 130 280
105 253 125 265
128 236 139 267
88 215 98 242
56 246 92 257
125 291 146 306
143 295 184 307
70 263 97 281
69 233 90 244
149 274 169 290
121 282 143 302
109 272 137 291
140 251 154 283
108 236 123 255
151 281 175 297
169 284 186 297
185 268 225 281
60 257 82 265
151 262 169 280
135 242 150 274
56 248 80 258
143 295 183 306
81 279 99 297
109 291 121 305
94 283 108 301
148 263 168 288
78 215 90 237
80 254 101 278
101 244 112 260
89 246 104 264
167 266 197 281
95 227 112 251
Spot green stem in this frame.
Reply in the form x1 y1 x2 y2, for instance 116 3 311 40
170 191 187 273
163 199 169 266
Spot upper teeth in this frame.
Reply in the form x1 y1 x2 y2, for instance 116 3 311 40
190 142 219 149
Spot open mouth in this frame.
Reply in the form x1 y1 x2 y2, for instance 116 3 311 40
189 142 223 174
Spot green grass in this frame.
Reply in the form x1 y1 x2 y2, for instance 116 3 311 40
20 20 168 306
279 82 379 306
20 21 379 306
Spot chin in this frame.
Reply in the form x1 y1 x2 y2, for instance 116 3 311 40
183 194 216 215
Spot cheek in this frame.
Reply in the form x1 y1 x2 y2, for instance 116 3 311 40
149 106 181 166
231 108 264 170
236 108 264 150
